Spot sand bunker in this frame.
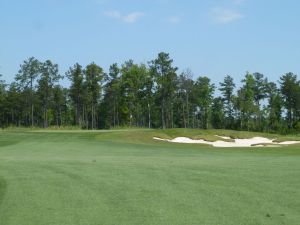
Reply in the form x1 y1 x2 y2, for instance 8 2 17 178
153 136 300 147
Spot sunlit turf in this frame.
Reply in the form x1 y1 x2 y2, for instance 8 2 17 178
0 129 299 225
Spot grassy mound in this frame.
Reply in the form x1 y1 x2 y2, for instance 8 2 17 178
93 128 300 145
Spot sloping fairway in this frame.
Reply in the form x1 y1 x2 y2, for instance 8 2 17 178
0 129 300 225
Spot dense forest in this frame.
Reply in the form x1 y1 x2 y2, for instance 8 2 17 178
0 52 300 133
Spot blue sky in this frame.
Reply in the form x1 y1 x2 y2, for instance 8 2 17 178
1 0 300 86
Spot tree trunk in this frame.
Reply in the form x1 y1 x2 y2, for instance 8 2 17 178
182 102 186 128
86 106 89 129
59 108 62 126
113 99 116 127
31 79 34 127
186 94 189 128
205 108 208 129
31 104 34 127
116 104 119 127
56 110 59 126
171 102 174 128
91 104 94 130
161 98 165 129
148 102 151 129
43 106 48 128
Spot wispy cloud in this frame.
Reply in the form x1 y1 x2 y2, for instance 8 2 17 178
212 8 244 24
104 10 145 23
167 16 181 24
123 12 145 23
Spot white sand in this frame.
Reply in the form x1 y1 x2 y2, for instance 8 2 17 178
277 141 300 145
153 136 300 148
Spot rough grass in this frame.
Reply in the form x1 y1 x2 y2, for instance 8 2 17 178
0 129 299 225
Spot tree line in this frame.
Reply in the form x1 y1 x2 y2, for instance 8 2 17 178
1 52 300 133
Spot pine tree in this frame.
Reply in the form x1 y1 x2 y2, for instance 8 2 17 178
279 72 300 129
219 75 236 129
37 60 62 128
66 63 84 126
15 57 40 126
195 76 215 129
149 52 178 129
84 63 104 129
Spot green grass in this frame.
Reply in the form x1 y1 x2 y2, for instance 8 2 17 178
0 129 299 225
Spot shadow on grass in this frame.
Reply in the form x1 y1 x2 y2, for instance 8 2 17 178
0 177 7 207
0 140 19 148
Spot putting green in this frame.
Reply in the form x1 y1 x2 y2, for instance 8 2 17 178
0 129 299 225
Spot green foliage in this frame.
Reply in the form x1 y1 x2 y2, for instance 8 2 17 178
150 52 178 129
37 60 62 128
66 63 84 125
0 74 6 127
176 70 194 128
211 97 224 129
219 75 235 128
102 63 121 127
1 54 300 133
280 72 300 129
195 76 215 129
84 63 104 129
235 73 257 130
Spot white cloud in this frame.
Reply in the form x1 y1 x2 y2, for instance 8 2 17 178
104 10 144 23
212 8 244 24
168 16 181 24
123 12 145 23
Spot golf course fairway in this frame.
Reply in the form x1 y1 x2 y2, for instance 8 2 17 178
0 129 299 225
